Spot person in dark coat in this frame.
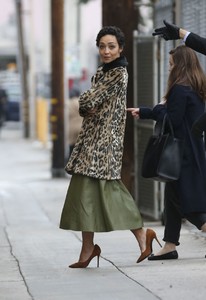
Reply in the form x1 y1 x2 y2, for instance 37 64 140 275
152 20 206 136
127 45 206 260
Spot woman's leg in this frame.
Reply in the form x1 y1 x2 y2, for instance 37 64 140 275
69 231 101 268
155 183 182 255
131 227 162 262
131 228 146 252
78 231 94 262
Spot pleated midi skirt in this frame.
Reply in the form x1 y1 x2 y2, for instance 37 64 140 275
60 174 143 232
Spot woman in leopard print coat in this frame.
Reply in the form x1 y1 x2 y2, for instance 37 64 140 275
65 55 127 180
60 26 159 268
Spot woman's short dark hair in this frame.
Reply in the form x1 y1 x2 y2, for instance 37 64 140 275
96 26 125 48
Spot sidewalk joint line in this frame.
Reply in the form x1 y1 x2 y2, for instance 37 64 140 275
4 226 35 300
72 230 161 299
101 255 162 300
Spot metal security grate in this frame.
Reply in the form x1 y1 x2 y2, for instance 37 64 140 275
133 33 164 220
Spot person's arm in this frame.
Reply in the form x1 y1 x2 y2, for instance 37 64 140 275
185 32 206 56
127 105 166 121
179 28 189 40
79 67 126 117
153 20 206 55
126 107 154 119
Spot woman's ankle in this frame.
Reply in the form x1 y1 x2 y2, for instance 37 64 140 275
131 228 146 252
163 242 176 252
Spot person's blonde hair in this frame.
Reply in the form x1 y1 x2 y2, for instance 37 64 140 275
164 45 206 101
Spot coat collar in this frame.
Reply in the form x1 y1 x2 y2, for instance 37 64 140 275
102 56 128 73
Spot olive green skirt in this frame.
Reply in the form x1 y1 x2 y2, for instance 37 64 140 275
60 174 143 232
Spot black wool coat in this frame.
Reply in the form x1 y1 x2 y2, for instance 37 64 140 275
186 32 206 56
139 84 206 214
185 33 206 135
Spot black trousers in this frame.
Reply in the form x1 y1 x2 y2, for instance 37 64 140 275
163 182 206 246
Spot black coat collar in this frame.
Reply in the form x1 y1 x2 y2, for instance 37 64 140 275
102 56 128 73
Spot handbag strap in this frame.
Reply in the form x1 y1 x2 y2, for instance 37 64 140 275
160 114 174 137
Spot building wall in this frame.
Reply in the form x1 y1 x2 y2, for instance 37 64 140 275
65 0 102 93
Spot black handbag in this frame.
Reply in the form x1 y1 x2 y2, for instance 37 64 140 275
141 114 184 182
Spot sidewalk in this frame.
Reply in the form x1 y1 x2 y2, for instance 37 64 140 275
0 123 206 300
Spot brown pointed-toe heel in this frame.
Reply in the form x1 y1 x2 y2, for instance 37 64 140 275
69 244 101 268
137 229 162 263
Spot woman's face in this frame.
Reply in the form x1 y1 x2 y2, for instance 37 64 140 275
98 34 123 64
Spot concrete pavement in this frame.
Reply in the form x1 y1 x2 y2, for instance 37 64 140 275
0 122 206 300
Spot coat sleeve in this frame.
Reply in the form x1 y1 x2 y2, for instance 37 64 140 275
79 68 126 117
140 86 188 128
139 105 166 120
185 32 206 56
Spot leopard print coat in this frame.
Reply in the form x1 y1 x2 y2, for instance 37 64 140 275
65 56 128 180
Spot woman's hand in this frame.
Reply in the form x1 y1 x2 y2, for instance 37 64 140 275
159 99 166 105
126 108 140 118
89 108 97 114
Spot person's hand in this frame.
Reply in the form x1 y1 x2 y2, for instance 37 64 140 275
89 108 97 114
159 99 166 105
126 108 140 119
152 20 180 41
